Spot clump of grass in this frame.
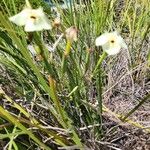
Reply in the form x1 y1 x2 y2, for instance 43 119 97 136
0 0 150 149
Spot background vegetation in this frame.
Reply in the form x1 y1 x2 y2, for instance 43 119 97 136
0 0 150 149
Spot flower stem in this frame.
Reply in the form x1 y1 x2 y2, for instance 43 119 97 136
61 40 71 74
92 52 107 77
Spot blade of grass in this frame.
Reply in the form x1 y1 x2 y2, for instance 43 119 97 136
122 93 150 121
0 106 52 150
0 131 25 139
0 12 82 147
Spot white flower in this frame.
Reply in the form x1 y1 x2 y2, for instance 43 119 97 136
9 7 51 32
95 31 127 55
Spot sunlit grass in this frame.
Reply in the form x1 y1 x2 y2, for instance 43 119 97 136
0 0 150 149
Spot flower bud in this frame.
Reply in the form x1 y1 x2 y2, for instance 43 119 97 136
65 26 78 42
52 17 61 28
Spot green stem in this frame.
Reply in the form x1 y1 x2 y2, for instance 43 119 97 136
122 93 150 121
65 40 72 56
92 52 107 77
33 32 54 77
0 88 69 146
0 12 82 147
48 76 67 127
0 106 51 150
61 40 72 74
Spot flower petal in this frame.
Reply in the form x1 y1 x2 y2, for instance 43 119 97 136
24 7 51 32
24 19 51 32
113 31 127 49
37 7 52 29
118 36 128 49
95 33 109 46
39 16 52 30
9 9 30 26
24 20 38 32
103 44 121 55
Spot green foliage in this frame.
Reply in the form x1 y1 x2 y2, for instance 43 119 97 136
0 0 51 15
0 0 150 149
